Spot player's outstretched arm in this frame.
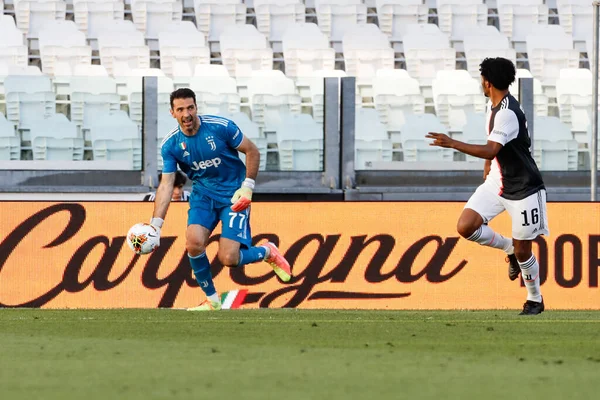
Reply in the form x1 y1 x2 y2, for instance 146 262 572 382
425 132 503 160
231 137 260 212
149 172 175 238
236 136 259 180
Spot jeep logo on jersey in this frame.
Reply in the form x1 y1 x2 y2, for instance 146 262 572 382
206 135 216 151
191 157 222 171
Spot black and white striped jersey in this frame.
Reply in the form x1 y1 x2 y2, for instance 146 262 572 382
486 94 545 200
143 190 191 202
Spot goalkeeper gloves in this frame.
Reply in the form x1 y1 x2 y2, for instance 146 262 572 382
149 217 164 247
231 178 254 212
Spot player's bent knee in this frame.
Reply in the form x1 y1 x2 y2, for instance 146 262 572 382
513 240 533 262
456 219 477 239
186 240 206 257
514 249 532 262
218 251 239 267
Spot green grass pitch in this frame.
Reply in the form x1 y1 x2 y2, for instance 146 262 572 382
0 309 598 400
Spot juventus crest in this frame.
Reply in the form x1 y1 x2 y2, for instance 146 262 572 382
206 135 216 151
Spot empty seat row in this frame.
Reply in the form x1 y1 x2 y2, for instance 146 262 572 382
0 110 141 168
2 62 595 143
356 106 587 171
4 0 594 52
0 9 589 96
0 101 591 172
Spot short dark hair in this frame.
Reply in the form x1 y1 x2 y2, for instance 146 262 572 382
159 171 187 187
479 57 516 91
170 88 196 109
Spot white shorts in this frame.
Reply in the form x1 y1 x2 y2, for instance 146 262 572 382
464 183 549 240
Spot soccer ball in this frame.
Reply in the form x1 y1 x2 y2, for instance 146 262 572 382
126 223 159 255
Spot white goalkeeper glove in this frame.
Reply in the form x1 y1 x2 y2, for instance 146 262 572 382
149 217 163 247
231 178 254 212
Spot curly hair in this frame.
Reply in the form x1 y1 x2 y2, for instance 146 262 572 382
479 57 516 91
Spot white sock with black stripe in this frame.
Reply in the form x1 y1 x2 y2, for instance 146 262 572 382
519 255 542 302
466 225 514 253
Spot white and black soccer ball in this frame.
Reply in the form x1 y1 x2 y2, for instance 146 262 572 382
126 223 159 255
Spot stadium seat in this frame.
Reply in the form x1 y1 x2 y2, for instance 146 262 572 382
247 70 301 133
342 24 394 97
456 110 486 162
130 0 182 43
355 107 392 169
533 116 578 171
459 111 486 144
222 113 258 137
111 66 166 99
400 113 453 162
222 111 267 171
432 70 487 132
4 74 55 135
510 69 548 117
38 20 92 77
0 112 20 161
173 63 212 89
126 75 174 125
90 110 142 170
315 0 367 51
0 15 28 69
276 113 323 171
157 113 176 143
194 0 247 51
282 23 335 80
463 26 516 79
50 63 111 97
29 113 84 161
219 24 274 79
0 65 43 106
158 21 209 78
526 25 579 90
496 0 549 51
556 0 592 50
375 0 428 50
72 0 125 42
69 75 120 142
373 69 425 141
193 63 230 77
435 0 488 45
189 70 241 116
556 68 592 141
13 0 67 40
402 24 456 88
97 21 151 76
253 0 306 52
73 64 109 76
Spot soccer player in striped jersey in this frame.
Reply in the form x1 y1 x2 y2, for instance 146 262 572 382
426 57 547 315
144 88 292 311
143 171 190 202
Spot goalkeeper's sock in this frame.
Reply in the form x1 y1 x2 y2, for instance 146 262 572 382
207 293 220 304
188 252 217 297
466 225 513 252
237 246 268 267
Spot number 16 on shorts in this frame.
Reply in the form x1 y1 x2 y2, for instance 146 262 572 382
508 189 549 240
